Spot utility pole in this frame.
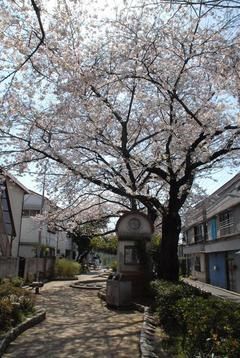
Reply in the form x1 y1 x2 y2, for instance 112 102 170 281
36 161 47 282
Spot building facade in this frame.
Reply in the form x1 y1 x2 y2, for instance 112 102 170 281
0 171 28 257
19 192 75 259
183 173 240 293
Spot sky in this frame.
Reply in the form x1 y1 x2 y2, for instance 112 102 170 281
196 167 240 195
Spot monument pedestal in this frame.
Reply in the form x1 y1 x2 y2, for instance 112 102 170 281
115 211 154 301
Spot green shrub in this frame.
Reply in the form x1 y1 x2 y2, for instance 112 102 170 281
0 299 13 332
151 280 240 357
10 276 24 287
1 277 24 287
176 296 240 357
0 281 35 334
55 259 81 277
111 260 117 272
151 279 203 330
0 282 32 300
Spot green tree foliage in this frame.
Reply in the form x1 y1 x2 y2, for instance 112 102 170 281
90 235 118 255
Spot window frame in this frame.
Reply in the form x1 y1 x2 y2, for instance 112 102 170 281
219 210 234 236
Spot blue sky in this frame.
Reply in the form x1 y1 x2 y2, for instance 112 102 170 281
196 168 240 195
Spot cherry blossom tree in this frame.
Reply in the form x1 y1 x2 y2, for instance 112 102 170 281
1 0 240 280
150 1 240 9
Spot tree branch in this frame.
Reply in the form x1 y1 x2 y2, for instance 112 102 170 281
1 0 45 83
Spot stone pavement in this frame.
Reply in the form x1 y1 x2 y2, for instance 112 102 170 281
3 273 143 358
183 278 240 303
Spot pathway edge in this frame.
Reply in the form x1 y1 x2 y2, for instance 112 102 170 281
0 310 46 356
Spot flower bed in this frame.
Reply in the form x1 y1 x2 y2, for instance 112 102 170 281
0 278 35 335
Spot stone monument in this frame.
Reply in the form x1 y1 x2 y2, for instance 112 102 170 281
115 211 154 297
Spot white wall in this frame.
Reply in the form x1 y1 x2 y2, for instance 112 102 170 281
7 179 25 257
19 193 72 258
190 253 207 282
186 227 195 244
56 231 72 256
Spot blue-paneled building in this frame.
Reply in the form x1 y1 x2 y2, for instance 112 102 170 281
183 173 240 293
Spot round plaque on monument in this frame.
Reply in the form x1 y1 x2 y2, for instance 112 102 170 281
116 211 153 240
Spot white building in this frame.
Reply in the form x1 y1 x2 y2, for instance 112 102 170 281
0 171 29 257
19 192 75 258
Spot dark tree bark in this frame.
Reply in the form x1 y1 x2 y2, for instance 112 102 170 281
157 210 181 281
156 181 182 281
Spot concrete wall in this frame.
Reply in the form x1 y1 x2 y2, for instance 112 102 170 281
6 179 25 257
186 227 195 244
20 217 57 253
189 253 207 282
19 244 35 257
24 257 55 282
0 256 55 281
0 257 19 278
56 231 72 256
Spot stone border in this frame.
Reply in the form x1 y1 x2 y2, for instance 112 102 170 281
51 277 79 281
138 306 158 358
0 310 46 356
98 289 106 301
70 283 105 290
73 278 107 284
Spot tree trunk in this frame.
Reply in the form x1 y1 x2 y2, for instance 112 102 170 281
157 210 181 281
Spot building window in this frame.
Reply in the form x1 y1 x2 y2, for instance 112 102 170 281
219 210 234 236
22 209 40 217
194 224 204 242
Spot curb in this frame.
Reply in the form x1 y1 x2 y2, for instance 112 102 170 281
138 306 158 358
181 278 240 301
98 289 106 300
70 283 105 290
74 278 107 284
183 278 240 299
0 310 46 356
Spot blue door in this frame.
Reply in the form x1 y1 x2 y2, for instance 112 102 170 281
209 253 227 289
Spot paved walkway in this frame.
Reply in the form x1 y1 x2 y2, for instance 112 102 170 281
3 273 142 358
183 278 240 303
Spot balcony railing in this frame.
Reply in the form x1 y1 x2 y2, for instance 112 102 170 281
219 218 234 236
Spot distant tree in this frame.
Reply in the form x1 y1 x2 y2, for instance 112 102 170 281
67 221 108 261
